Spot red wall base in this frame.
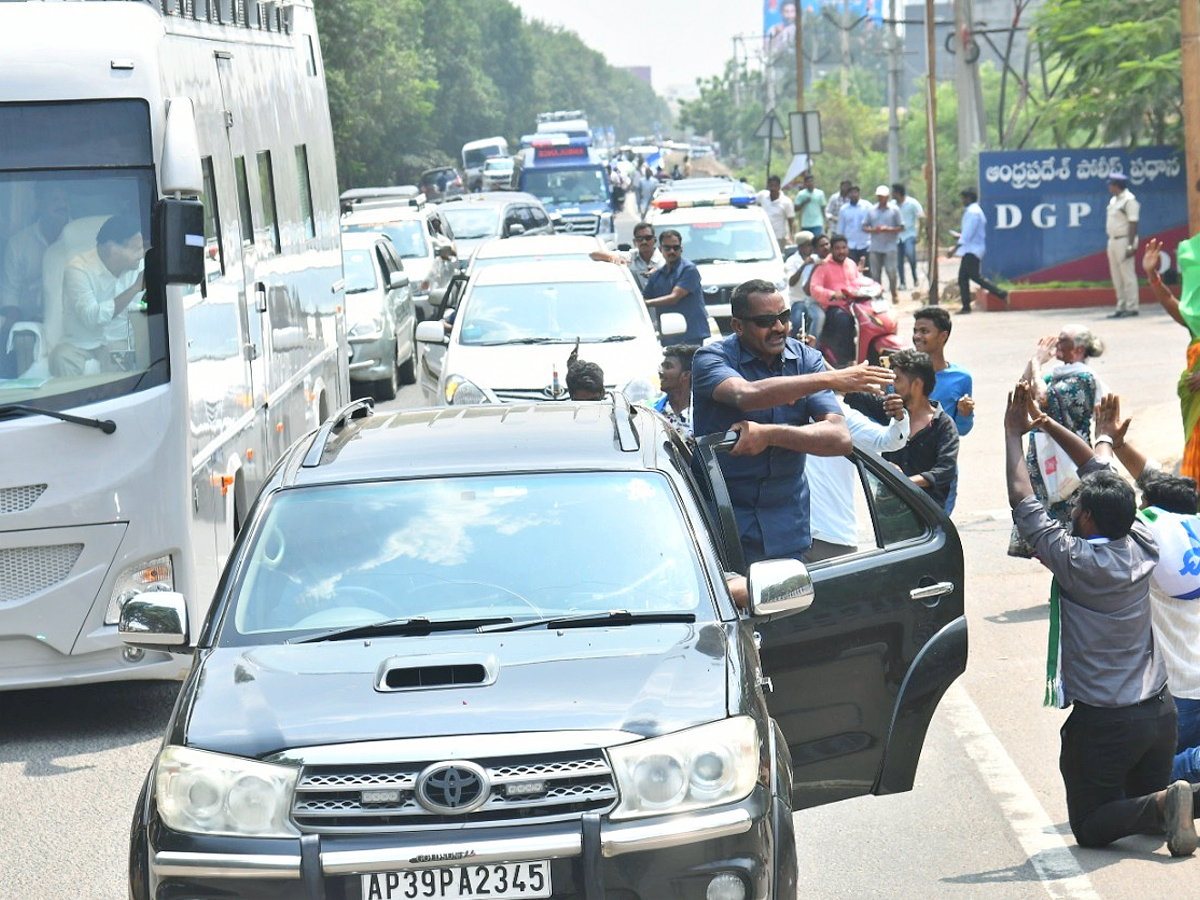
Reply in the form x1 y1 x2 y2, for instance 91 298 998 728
980 285 1160 312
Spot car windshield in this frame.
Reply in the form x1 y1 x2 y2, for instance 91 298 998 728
341 248 378 293
441 207 500 240
343 220 428 259
522 168 609 205
670 220 777 263
472 252 592 271
458 280 644 344
226 472 709 640
464 146 504 169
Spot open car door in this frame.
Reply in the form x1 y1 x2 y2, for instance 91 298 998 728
692 438 967 810
418 272 467 403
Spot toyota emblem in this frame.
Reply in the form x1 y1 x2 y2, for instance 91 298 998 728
416 761 490 815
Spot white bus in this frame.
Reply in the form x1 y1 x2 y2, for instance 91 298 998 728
461 136 509 185
0 0 348 689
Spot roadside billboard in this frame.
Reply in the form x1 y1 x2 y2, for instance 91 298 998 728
763 1 882 54
979 147 1187 283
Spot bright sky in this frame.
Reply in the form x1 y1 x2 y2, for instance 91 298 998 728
509 1 764 97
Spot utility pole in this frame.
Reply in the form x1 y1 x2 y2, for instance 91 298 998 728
886 0 902 183
926 0 939 304
953 0 986 163
732 36 743 159
840 0 852 94
1182 0 1200 235
796 7 804 112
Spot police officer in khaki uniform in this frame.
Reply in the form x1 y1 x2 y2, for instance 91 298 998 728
1105 172 1140 318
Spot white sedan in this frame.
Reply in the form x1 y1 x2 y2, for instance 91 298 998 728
414 260 685 406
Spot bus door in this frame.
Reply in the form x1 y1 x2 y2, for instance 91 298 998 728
214 52 269 451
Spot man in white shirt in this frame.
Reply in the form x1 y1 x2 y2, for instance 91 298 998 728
807 392 909 561
1104 173 1141 318
50 214 146 377
757 175 795 251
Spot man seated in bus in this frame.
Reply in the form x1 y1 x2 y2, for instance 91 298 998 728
0 183 71 376
49 214 146 377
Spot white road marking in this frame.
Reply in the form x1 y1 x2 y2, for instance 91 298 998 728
941 683 1102 900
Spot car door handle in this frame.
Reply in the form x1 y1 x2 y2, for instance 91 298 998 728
910 582 954 601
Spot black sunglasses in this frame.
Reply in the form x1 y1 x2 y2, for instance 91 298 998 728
742 311 791 328
633 234 655 242
660 243 682 251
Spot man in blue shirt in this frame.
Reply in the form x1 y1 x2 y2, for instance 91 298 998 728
643 228 710 344
911 305 973 514
952 188 1008 314
836 185 869 266
692 278 894 564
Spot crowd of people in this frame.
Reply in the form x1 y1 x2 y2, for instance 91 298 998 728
572 184 1200 858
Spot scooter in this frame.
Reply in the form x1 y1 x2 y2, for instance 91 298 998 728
817 278 906 367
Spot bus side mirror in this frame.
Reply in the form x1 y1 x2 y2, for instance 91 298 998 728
157 198 205 285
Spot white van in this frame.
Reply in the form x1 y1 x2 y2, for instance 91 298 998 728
461 136 509 185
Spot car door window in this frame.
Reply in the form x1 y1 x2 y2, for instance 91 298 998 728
529 206 550 230
504 207 523 235
519 206 538 231
862 463 927 546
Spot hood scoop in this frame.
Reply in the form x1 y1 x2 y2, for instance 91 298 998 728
375 653 498 693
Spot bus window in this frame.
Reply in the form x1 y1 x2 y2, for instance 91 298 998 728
216 0 232 25
256 150 280 254
200 157 224 278
295 144 315 240
305 34 317 77
234 156 254 247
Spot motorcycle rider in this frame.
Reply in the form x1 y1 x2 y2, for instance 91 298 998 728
808 233 868 367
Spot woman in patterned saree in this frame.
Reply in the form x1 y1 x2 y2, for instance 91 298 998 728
1009 324 1108 558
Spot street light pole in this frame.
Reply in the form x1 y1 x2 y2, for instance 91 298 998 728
926 0 939 304
796 7 804 112
1182 0 1200 235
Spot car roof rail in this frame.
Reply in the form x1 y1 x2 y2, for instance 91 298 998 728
302 398 375 468
609 391 641 452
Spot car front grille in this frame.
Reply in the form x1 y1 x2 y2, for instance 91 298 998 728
292 749 617 832
556 214 600 236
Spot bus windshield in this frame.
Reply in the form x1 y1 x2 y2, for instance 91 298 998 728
0 102 164 410
522 168 609 206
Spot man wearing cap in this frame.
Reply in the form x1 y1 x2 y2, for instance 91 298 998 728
864 185 903 302
1105 173 1140 318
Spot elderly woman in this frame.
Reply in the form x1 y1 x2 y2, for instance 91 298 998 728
1009 323 1108 557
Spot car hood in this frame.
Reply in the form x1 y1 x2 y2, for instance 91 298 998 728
180 624 730 758
444 338 660 394
693 259 786 289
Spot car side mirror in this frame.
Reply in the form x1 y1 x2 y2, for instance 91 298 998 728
747 558 814 619
659 312 687 337
118 591 190 651
156 197 205 287
389 270 409 290
507 223 525 237
618 243 631 252
416 319 449 344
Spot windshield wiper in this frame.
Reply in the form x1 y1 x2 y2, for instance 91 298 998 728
478 610 696 634
0 403 115 434
289 615 513 644
345 286 372 294
589 335 636 343
476 337 567 346
691 258 737 265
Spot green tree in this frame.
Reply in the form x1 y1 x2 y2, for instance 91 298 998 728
1033 1 1181 146
314 0 436 187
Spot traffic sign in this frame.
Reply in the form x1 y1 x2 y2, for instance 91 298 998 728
789 110 823 155
754 110 787 141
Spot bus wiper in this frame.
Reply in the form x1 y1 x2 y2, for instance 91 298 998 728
0 403 116 434
289 615 513 644
478 610 696 633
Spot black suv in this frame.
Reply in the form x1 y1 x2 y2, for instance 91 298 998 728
122 397 966 900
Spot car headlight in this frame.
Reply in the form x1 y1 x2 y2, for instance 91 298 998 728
621 375 660 405
608 717 759 820
105 554 174 624
348 316 384 340
445 375 493 405
155 745 299 838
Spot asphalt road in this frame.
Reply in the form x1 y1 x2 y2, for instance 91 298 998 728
2 247 1196 898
